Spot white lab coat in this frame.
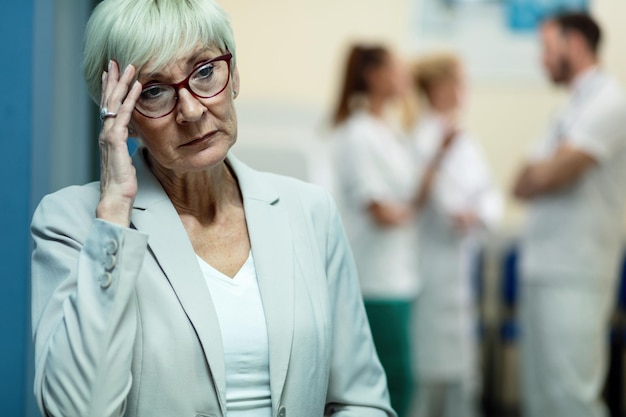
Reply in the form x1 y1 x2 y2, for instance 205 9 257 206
333 110 420 300
410 113 502 417
519 68 626 417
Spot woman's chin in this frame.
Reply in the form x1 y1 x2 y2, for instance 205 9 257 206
177 143 233 173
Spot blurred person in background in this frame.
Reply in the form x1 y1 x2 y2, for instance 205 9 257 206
331 44 454 417
512 12 626 417
409 53 503 417
29 1 397 416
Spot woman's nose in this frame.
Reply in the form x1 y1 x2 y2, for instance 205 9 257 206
175 88 206 123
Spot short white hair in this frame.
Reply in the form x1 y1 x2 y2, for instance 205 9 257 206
83 0 236 104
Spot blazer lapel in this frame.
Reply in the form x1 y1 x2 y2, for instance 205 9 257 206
228 155 295 411
129 150 296 413
130 151 227 414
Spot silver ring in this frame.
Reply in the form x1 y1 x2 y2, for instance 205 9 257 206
99 107 117 120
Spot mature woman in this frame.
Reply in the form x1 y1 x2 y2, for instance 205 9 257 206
30 1 395 416
330 45 453 417
410 53 502 417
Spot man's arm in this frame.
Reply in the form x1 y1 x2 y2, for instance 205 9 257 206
512 143 597 200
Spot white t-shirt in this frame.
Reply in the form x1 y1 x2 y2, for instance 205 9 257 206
521 68 626 282
333 110 420 299
197 252 272 417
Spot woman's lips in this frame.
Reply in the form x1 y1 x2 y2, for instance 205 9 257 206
181 130 218 147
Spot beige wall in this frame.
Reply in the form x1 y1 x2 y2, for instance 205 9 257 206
220 0 411 106
221 0 626 229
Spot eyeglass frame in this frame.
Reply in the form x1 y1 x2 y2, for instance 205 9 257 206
134 52 233 119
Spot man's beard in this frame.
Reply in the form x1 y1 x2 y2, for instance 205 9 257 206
550 56 573 85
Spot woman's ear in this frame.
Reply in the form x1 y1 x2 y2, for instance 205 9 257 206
128 124 136 137
232 67 240 99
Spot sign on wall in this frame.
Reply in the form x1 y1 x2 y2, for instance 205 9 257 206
411 0 590 80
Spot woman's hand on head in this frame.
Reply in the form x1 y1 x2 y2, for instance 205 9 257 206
96 60 143 227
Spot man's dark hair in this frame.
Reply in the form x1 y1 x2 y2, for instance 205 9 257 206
553 12 602 54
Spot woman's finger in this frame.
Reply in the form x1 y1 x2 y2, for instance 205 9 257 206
100 62 140 135
105 63 136 111
100 60 119 109
113 80 142 129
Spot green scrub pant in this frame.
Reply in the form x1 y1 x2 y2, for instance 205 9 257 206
364 299 414 417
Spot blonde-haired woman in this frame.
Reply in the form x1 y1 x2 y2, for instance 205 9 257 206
410 53 503 417
29 1 396 416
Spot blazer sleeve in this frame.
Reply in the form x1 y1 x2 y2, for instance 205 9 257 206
322 194 397 417
31 190 148 417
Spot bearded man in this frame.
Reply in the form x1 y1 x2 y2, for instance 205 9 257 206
512 11 626 417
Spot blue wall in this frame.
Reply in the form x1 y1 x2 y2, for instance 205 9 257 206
0 2 93 414
0 2 35 416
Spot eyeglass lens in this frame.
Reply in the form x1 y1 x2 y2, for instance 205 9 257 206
135 56 231 118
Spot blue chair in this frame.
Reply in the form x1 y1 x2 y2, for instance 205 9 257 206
500 244 519 343
489 242 521 416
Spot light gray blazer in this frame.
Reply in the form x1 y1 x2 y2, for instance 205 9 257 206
31 151 395 417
